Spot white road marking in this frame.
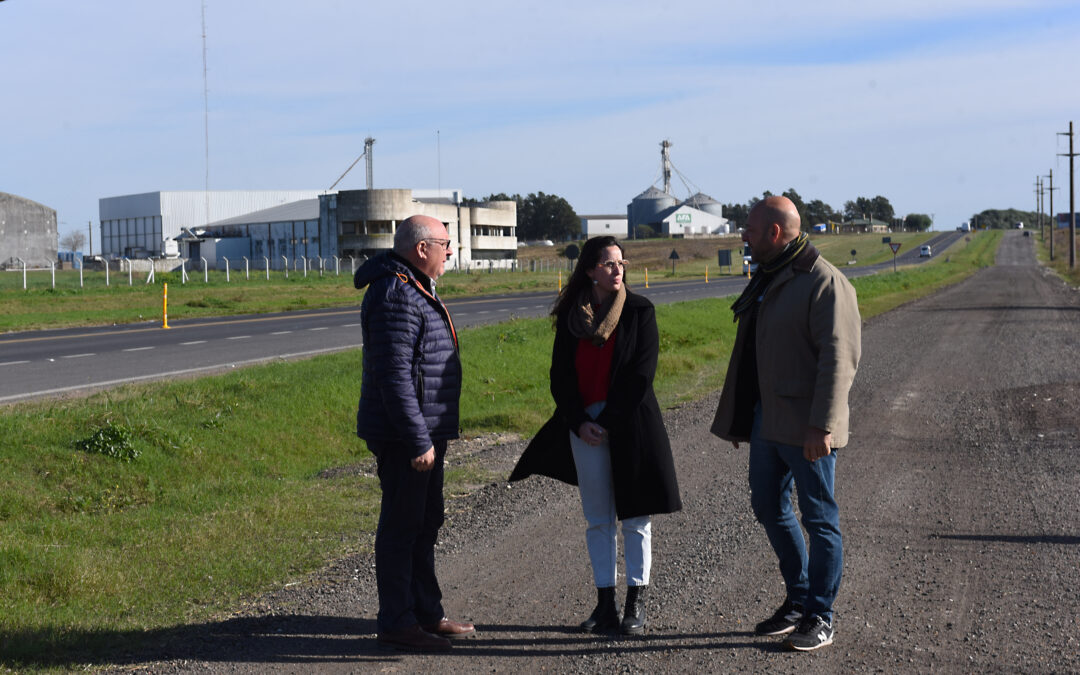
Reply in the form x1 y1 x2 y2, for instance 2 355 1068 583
309 327 329 331
180 341 207 345
62 353 95 359
0 360 30 366
343 323 362 327
271 331 293 335
122 347 154 352
226 336 251 340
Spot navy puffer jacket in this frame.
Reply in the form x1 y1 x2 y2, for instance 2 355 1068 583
354 252 461 457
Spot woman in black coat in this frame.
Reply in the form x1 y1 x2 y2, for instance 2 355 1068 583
509 236 682 635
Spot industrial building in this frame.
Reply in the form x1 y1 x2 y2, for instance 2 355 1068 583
98 190 325 259
146 188 517 271
580 214 629 239
625 141 730 238
0 192 58 268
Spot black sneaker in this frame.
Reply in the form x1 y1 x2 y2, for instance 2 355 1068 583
754 599 804 636
786 614 834 651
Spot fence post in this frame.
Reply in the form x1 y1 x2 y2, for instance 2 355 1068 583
263 256 269 281
105 259 110 286
201 257 208 283
78 256 84 288
243 256 249 280
51 261 56 289
223 257 230 283
282 256 288 279
300 256 308 278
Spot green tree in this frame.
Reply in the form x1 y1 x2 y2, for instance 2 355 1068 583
806 199 840 227
969 208 1042 230
722 202 750 231
519 192 579 241
904 213 933 232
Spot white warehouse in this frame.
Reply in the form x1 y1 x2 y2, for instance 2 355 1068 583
98 190 325 258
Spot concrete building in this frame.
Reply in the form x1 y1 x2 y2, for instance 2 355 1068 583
580 214 629 239
98 190 324 259
1 192 57 268
184 188 517 271
327 188 517 269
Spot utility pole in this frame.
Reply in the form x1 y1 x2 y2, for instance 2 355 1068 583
87 220 93 257
1045 170 1058 261
1035 176 1043 234
1058 121 1076 269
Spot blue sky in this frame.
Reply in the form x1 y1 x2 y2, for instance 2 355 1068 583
2 0 1079 249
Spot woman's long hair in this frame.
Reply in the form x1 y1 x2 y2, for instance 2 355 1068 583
551 236 627 320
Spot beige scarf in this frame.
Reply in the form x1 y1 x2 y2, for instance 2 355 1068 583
567 284 626 346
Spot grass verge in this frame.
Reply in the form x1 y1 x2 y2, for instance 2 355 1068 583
0 229 998 671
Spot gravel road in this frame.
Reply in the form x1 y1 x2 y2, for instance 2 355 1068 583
110 231 1080 673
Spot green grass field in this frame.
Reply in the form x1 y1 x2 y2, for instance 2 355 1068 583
0 229 998 671
2 232 935 333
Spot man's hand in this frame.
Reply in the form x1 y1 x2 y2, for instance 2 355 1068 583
577 421 607 447
411 446 436 471
803 426 832 462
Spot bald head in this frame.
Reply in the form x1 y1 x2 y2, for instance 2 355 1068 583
743 195 802 263
751 196 802 243
394 214 453 280
394 215 445 254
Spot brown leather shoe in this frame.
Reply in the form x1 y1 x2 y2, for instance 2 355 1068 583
421 617 476 638
377 624 452 652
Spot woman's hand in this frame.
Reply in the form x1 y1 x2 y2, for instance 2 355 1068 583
577 421 608 446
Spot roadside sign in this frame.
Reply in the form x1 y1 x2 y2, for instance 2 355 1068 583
889 243 901 254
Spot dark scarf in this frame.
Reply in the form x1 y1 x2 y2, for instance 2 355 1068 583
567 284 626 345
730 232 809 320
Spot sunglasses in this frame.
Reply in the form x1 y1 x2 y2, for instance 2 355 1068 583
424 238 452 250
595 260 629 270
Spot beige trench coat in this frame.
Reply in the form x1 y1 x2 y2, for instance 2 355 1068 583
711 248 861 448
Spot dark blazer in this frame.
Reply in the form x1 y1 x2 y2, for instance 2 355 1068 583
354 252 461 458
509 292 682 520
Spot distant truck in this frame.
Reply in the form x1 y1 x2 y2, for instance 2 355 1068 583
958 221 972 232
812 223 828 233
1014 222 1024 230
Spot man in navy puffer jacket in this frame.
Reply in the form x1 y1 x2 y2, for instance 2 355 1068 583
354 215 473 652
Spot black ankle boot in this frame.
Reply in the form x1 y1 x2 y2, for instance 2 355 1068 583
620 585 647 635
579 586 619 633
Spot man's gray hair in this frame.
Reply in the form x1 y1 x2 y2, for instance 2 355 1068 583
393 216 438 255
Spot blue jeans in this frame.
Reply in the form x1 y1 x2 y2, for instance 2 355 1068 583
570 401 652 588
748 407 842 622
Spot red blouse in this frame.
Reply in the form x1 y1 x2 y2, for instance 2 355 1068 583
575 328 617 407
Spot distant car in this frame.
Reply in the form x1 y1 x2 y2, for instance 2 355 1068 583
920 245 932 257
742 255 758 275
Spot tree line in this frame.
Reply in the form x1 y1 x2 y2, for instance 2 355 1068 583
470 187 946 241
722 189 932 233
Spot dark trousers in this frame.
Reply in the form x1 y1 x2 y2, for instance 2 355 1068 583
370 439 447 633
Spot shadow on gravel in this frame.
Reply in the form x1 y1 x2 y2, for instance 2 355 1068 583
3 619 776 670
933 533 1080 545
1 614 399 671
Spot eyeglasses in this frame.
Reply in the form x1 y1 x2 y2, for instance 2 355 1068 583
595 260 629 270
424 238 451 250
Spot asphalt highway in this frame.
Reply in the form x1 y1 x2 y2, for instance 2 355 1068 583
0 231 961 404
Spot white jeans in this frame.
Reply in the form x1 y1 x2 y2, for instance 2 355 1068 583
570 401 652 588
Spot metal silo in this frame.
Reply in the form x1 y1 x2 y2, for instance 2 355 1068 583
630 186 677 227
683 192 724 218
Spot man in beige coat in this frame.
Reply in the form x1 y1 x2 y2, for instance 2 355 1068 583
712 196 861 651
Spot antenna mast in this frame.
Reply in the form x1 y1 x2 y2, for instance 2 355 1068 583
201 0 210 225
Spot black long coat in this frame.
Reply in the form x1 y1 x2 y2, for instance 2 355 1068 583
509 292 682 520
